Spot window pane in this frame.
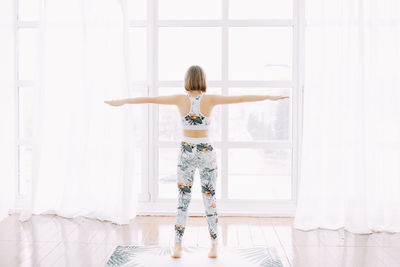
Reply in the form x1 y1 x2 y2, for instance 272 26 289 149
159 0 222 20
127 0 147 20
228 88 291 141
159 27 221 80
158 87 222 141
46 0 122 23
129 27 147 81
229 0 292 19
18 0 40 21
229 27 292 80
158 89 182 142
19 146 32 196
19 87 34 140
228 148 292 200
159 148 221 199
19 29 38 80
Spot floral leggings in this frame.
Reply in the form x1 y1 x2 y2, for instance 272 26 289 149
174 136 218 245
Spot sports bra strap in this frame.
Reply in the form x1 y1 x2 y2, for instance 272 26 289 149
187 92 203 113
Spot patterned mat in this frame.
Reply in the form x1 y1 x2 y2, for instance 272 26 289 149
105 245 283 267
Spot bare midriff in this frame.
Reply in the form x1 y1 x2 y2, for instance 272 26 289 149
183 129 209 138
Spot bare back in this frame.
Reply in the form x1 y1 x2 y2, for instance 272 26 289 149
178 94 214 118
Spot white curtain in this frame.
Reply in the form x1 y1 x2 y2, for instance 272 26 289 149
0 0 16 222
294 0 400 233
16 0 145 225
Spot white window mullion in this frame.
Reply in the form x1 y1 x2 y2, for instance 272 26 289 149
17 80 35 87
152 0 161 203
17 21 39 28
128 20 147 27
143 0 157 202
158 80 293 88
221 0 229 201
292 0 305 204
156 19 294 27
228 19 293 27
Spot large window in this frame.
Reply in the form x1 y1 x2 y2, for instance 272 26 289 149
146 0 302 215
16 0 303 215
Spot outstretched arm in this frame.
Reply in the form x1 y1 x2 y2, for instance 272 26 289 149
104 94 180 106
211 94 289 105
241 95 289 103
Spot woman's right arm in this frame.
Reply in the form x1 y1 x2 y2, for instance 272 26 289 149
104 95 180 106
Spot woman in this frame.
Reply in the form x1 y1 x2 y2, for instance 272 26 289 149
104 65 289 258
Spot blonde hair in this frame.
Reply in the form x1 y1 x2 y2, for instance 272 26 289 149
184 65 207 92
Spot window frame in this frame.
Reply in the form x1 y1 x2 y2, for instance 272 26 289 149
139 0 305 216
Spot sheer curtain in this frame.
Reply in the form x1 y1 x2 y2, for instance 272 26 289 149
17 0 144 225
0 0 16 222
294 0 400 233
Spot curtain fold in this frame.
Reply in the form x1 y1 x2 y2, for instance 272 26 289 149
18 0 143 225
294 0 400 233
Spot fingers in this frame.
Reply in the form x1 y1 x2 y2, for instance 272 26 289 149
104 100 121 106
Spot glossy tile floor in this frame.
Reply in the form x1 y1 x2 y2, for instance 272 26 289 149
0 214 400 267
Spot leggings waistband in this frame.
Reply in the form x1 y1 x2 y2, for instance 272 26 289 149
181 136 212 144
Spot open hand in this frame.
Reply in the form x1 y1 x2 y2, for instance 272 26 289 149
104 99 125 106
269 95 289 101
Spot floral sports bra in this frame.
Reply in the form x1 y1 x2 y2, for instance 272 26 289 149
181 92 211 130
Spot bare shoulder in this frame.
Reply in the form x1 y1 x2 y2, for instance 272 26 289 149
203 94 218 104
